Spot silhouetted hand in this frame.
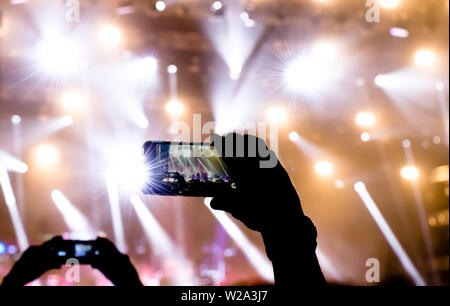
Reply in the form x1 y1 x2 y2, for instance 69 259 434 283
90 237 143 287
1 236 64 287
1 237 143 287
210 133 326 285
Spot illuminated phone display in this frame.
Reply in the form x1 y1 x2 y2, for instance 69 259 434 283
142 141 236 196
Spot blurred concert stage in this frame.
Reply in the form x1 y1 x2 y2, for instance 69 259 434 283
0 0 448 286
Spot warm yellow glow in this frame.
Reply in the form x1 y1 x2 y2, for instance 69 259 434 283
356 112 376 127
98 25 122 48
380 0 399 8
312 42 336 60
428 217 436 226
414 50 435 67
61 91 84 112
315 161 333 176
266 107 287 124
165 100 184 116
401 166 419 180
35 145 59 168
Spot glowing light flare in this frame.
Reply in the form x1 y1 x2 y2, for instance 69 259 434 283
354 182 426 286
98 25 122 48
285 58 325 92
390 27 409 38
266 107 287 124
205 198 274 282
289 131 300 142
166 100 184 116
34 145 59 168
361 132 371 142
312 42 337 61
380 0 399 8
211 1 223 11
315 161 333 176
414 50 435 67
401 166 420 180
35 36 83 78
167 65 178 74
11 115 21 124
155 1 166 11
61 91 84 112
62 115 73 126
356 112 376 127
107 147 149 192
51 190 95 238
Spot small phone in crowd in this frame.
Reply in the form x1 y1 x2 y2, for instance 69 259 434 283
53 240 99 264
142 141 236 197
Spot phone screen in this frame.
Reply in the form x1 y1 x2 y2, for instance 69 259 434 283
142 142 235 196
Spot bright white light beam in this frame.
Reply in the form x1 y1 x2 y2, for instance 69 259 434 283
51 190 95 239
0 165 29 252
106 173 127 253
0 151 28 173
205 198 274 283
130 195 193 285
354 182 425 286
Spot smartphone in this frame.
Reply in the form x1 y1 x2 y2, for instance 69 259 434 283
142 141 236 196
54 240 99 264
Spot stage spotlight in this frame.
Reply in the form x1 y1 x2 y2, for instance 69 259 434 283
35 145 59 168
312 42 336 61
210 1 223 12
155 0 166 11
414 50 435 67
107 148 148 192
240 12 250 21
229 65 242 80
289 131 300 142
285 58 323 92
62 115 73 126
356 112 376 127
167 64 178 74
136 116 150 129
141 57 158 72
266 107 287 124
374 74 390 87
401 166 419 180
166 100 184 116
315 161 333 176
390 27 409 38
244 19 255 28
98 24 122 49
361 132 371 142
11 115 21 125
334 180 344 189
61 91 83 112
380 0 399 8
36 36 82 78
